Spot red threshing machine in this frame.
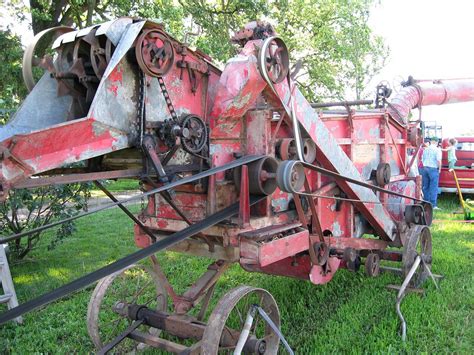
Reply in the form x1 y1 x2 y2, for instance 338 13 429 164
0 18 472 352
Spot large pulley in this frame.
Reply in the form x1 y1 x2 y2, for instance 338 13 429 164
402 225 433 287
135 28 175 77
234 157 279 195
22 26 74 92
258 36 289 84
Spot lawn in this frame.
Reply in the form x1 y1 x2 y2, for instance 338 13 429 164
0 195 473 353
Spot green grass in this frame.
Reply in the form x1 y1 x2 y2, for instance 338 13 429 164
88 179 140 197
1 196 473 353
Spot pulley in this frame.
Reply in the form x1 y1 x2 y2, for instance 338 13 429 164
22 26 74 92
234 157 279 196
257 36 289 84
276 160 305 193
375 162 391 187
180 114 208 154
135 29 175 77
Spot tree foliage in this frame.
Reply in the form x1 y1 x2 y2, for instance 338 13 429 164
6 0 387 100
0 29 26 124
0 184 91 259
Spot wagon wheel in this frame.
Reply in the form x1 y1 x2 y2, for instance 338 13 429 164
87 264 168 351
402 225 432 287
365 253 380 277
201 285 280 354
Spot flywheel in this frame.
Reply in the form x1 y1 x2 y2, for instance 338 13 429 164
135 28 175 77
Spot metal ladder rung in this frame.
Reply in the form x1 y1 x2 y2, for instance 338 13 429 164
0 293 12 304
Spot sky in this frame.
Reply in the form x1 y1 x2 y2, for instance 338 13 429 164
369 0 474 137
3 0 474 137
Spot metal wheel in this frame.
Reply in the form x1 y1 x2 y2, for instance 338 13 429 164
404 205 422 225
343 247 357 263
201 285 280 354
87 264 167 351
276 160 305 193
135 29 175 77
277 138 297 160
365 253 380 277
402 226 433 287
234 157 278 196
375 163 391 187
22 26 73 91
180 114 208 154
303 139 316 163
258 36 289 84
83 29 113 79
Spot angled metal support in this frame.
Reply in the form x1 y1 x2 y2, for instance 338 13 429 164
93 180 156 242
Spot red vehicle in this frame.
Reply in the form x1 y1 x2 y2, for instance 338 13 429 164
439 136 474 193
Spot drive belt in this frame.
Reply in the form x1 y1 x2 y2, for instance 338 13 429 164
0 195 264 325
0 155 263 244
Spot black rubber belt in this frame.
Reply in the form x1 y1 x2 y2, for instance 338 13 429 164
301 162 427 204
0 155 263 244
0 195 264 325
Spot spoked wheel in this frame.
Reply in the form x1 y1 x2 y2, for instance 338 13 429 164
201 286 280 354
258 36 289 84
402 225 433 287
87 264 167 352
135 28 175 77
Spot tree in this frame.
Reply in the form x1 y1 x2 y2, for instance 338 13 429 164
179 0 387 100
6 0 387 100
0 184 91 259
0 29 26 124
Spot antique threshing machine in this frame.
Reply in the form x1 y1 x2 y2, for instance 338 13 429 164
1 18 473 353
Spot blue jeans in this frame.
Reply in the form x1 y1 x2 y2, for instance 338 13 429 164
421 167 439 207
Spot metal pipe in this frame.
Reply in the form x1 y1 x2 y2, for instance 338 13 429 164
388 78 474 123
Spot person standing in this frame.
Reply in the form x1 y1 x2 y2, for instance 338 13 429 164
421 137 442 209
417 140 429 176
442 138 458 169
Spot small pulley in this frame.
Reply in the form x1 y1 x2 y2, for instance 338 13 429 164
258 36 289 84
375 162 391 187
180 114 208 154
276 160 305 193
135 29 175 77
404 204 432 226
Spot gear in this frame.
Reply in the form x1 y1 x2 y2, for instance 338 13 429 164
180 114 208 154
